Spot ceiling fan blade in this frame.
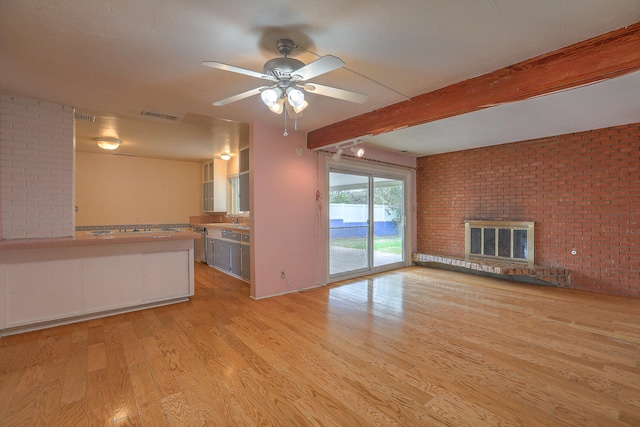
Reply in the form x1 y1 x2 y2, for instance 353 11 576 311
201 61 276 81
291 55 345 81
302 83 368 104
212 86 270 106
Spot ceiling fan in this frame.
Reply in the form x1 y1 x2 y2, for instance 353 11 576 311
201 39 368 115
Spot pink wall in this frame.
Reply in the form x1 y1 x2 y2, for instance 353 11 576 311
250 122 417 298
250 122 321 298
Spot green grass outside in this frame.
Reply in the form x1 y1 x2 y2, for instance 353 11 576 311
330 236 402 254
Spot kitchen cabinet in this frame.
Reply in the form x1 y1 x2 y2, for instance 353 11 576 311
207 228 250 282
241 235 251 281
214 238 230 271
206 237 214 266
238 146 250 213
1 238 195 335
202 159 227 212
239 172 250 213
230 241 242 276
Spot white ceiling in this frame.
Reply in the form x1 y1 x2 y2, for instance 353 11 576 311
1 1 640 161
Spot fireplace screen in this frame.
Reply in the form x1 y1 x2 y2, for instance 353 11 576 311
465 221 534 265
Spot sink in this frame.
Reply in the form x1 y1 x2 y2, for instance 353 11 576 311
117 228 180 234
88 230 112 236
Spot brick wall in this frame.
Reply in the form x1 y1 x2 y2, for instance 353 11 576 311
416 123 640 297
0 95 75 239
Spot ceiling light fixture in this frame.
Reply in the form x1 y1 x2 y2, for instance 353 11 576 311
261 84 308 115
330 136 370 161
94 137 122 151
286 86 305 107
351 145 365 157
261 87 282 107
220 153 231 161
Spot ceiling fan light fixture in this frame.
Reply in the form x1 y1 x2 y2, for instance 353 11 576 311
292 100 308 114
94 137 122 151
286 87 305 107
261 87 282 106
268 98 285 114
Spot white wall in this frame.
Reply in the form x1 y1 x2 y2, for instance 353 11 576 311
0 95 75 239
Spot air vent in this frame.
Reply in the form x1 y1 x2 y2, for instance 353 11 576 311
141 110 181 122
74 113 96 123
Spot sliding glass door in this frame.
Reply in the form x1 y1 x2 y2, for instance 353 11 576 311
329 166 407 281
373 176 404 268
329 172 370 276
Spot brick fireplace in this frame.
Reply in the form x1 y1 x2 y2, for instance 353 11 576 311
414 122 640 297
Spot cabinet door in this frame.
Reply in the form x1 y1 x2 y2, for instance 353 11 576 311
206 237 215 266
203 182 212 212
239 172 250 212
231 242 242 276
6 258 83 326
142 251 191 301
239 147 249 173
241 244 250 281
214 239 231 271
203 160 228 212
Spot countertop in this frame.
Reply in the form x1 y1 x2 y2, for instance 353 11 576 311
0 230 200 251
202 223 250 232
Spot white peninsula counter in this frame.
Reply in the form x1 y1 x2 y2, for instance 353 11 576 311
0 229 199 336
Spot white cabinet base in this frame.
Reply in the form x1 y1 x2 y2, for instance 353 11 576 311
0 239 194 336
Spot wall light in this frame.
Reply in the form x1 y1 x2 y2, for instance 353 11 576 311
94 137 122 151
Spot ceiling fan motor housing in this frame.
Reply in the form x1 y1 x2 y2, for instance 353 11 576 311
263 57 305 80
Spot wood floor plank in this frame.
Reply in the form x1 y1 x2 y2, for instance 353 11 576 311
127 362 170 427
139 336 181 398
86 368 113 427
159 391 194 427
104 325 138 423
60 330 88 406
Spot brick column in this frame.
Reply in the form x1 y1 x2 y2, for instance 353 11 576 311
0 95 75 239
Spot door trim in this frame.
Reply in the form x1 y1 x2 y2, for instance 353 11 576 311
325 156 412 284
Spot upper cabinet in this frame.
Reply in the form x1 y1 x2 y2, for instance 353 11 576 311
239 146 249 173
202 159 227 212
239 147 250 213
227 146 249 216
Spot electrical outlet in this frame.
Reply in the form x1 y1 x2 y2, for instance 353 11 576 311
280 270 286 279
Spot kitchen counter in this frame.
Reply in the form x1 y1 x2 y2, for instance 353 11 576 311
0 229 200 251
0 230 198 336
203 223 250 232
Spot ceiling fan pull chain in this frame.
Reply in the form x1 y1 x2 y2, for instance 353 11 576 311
283 106 288 136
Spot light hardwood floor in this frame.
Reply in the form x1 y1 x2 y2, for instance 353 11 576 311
1 263 639 426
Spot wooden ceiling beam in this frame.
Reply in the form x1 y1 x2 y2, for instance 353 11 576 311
307 22 640 150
